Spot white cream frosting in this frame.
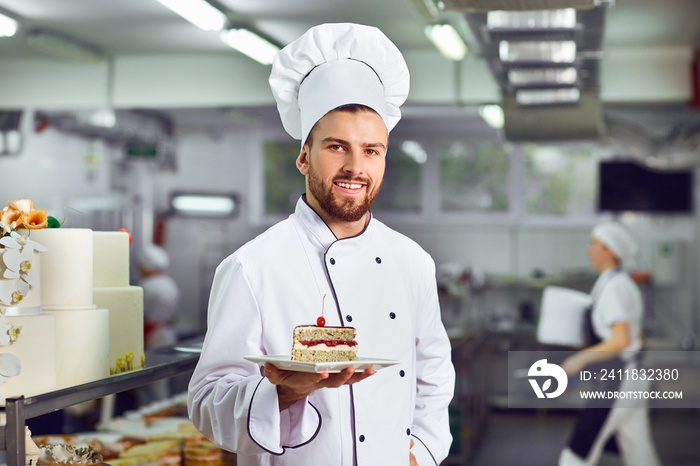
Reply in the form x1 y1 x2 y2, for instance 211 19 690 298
293 342 357 351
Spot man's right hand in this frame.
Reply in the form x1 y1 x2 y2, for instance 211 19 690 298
264 363 375 411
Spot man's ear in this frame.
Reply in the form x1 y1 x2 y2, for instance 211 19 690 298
296 145 310 175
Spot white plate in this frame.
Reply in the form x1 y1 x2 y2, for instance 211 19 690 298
244 355 400 373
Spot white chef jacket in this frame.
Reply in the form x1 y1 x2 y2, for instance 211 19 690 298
590 269 643 356
188 197 455 466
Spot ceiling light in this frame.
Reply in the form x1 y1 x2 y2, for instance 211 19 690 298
400 141 428 164
478 104 504 128
499 40 576 63
508 67 577 86
0 12 18 37
424 24 468 61
170 193 239 217
220 29 279 65
516 88 580 106
153 0 227 31
487 9 576 29
27 29 103 63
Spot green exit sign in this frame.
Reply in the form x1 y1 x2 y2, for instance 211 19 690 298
127 145 157 159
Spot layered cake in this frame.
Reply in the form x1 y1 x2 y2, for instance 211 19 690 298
92 231 145 374
0 200 57 402
31 228 110 389
291 326 358 362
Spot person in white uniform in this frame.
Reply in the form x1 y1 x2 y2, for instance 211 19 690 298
188 23 455 466
140 243 180 349
559 222 661 466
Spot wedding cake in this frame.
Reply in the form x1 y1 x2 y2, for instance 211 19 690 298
31 228 110 389
93 231 145 374
0 201 57 402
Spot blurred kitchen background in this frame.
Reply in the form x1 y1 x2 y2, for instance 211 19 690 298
1 0 700 464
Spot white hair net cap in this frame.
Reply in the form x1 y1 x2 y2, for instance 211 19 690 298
269 23 410 145
141 244 170 271
592 222 639 263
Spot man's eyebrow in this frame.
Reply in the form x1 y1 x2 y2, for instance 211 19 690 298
321 137 386 150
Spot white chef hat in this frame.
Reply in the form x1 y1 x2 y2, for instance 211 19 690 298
140 243 170 271
269 23 410 145
592 222 639 263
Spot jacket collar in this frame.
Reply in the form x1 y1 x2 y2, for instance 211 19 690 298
293 195 374 250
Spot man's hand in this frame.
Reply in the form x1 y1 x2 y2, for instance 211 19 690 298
410 439 418 466
264 363 375 411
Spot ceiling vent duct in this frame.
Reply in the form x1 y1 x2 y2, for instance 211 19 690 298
452 0 609 140
502 90 603 141
439 0 606 12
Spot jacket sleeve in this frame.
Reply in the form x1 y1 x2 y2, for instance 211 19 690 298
410 258 456 466
187 255 321 455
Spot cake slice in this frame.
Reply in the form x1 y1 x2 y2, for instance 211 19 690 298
291 325 358 362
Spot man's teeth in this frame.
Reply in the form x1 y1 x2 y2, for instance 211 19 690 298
336 182 363 189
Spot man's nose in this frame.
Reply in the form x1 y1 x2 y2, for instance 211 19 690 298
342 149 364 175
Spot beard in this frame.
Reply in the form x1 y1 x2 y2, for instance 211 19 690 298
307 163 381 223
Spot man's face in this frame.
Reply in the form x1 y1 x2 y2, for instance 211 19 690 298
297 109 388 223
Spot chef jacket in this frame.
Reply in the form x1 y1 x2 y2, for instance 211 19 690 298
589 269 643 357
188 197 455 466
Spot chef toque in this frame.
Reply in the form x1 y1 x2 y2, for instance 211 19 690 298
140 244 170 271
269 23 410 145
592 222 639 263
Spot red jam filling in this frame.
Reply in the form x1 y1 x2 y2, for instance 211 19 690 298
298 339 358 347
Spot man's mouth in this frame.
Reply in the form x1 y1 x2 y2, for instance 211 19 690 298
335 181 365 190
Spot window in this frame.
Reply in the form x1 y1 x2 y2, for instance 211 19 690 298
440 142 511 212
522 143 599 216
372 140 424 212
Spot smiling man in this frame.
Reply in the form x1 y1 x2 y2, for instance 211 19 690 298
189 23 455 466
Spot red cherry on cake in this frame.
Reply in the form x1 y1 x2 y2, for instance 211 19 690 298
317 316 326 327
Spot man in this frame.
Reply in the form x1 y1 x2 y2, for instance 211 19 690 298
559 222 661 466
188 23 455 466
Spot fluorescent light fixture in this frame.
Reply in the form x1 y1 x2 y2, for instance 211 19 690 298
27 29 103 63
516 88 580 106
487 9 576 29
499 40 576 63
153 0 227 31
170 193 239 217
478 104 504 129
220 28 279 65
0 12 18 37
400 141 428 164
424 24 468 61
88 108 116 128
508 67 577 86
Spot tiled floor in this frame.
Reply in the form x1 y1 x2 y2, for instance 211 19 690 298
458 408 700 466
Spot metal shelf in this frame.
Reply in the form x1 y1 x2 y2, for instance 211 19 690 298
0 341 201 466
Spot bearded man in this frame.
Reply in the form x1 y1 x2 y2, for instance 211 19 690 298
188 23 455 466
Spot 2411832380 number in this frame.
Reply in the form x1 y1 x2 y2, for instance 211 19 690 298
599 368 679 381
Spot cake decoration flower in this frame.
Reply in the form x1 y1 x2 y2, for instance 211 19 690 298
0 281 17 305
0 321 13 345
22 209 48 230
0 353 21 385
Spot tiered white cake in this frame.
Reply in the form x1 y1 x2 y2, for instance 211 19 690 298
0 231 57 402
92 231 145 374
31 229 110 389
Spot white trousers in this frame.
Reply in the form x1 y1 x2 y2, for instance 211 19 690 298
559 401 662 466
